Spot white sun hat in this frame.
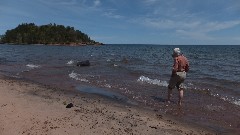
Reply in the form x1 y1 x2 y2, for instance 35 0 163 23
172 48 181 57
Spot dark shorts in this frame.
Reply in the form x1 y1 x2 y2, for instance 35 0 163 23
168 72 186 90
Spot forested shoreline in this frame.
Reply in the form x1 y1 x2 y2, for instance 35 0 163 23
0 23 103 45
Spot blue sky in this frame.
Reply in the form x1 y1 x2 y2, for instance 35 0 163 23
1 0 240 45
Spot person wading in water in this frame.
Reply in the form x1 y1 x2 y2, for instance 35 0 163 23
167 48 189 105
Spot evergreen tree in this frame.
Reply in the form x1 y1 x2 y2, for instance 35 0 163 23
1 23 102 45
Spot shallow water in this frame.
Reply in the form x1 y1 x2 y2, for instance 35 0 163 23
0 44 240 133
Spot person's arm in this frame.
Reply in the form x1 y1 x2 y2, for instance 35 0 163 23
172 58 178 75
185 58 189 72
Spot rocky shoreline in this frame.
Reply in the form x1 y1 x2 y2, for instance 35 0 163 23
0 42 104 46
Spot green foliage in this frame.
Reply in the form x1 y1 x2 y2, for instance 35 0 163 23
0 35 3 43
1 23 100 45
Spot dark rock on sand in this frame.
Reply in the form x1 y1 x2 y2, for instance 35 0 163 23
66 103 74 108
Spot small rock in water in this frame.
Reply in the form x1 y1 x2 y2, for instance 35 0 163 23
77 60 90 67
66 103 74 108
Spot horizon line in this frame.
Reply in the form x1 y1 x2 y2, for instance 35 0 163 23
105 44 240 46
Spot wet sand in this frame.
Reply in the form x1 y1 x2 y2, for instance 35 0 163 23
152 86 240 135
0 75 215 135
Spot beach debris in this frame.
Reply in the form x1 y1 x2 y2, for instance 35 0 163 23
63 101 67 105
149 126 157 129
1 104 7 107
77 60 90 66
66 103 74 108
155 114 163 119
74 109 81 113
124 128 133 133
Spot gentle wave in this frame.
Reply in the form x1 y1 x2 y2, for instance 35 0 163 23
69 71 89 83
233 100 240 106
137 75 168 87
26 64 41 69
67 60 74 65
210 92 240 106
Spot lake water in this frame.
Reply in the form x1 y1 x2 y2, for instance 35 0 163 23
0 44 240 133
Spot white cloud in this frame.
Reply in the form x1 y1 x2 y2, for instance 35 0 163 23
144 0 157 3
142 18 240 32
102 8 124 19
93 0 101 7
140 18 200 30
58 0 78 5
37 0 88 8
224 1 240 13
176 30 214 41
103 12 123 19
137 17 240 42
201 21 240 32
143 0 158 5
231 37 240 42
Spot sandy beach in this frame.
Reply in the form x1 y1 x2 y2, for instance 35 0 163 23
0 75 216 135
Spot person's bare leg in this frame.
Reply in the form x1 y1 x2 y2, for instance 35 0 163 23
178 89 183 105
167 88 172 103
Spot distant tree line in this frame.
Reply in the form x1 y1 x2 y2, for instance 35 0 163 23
0 23 102 45
0 35 3 43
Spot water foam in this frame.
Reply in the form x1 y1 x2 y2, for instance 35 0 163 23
67 60 74 65
137 76 168 87
26 64 40 69
211 92 240 106
69 71 89 83
104 84 112 88
233 100 240 106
